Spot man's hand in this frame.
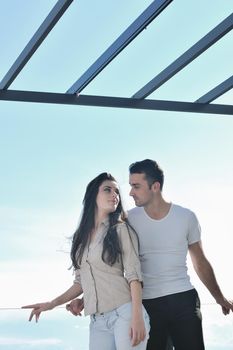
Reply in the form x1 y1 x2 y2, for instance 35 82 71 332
66 298 84 316
216 297 233 315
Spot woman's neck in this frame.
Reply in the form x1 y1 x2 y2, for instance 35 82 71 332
94 211 108 231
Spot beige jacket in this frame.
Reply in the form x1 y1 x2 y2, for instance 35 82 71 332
74 219 142 315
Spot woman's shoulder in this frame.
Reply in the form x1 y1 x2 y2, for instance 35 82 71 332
115 220 128 233
115 219 130 229
116 220 137 238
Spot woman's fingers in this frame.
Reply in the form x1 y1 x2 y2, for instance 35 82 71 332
22 303 39 309
130 327 146 346
22 303 51 322
27 307 41 322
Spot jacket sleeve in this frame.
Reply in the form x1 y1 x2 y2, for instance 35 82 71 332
73 268 82 287
117 223 143 284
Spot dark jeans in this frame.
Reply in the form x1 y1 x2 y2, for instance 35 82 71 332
143 289 205 350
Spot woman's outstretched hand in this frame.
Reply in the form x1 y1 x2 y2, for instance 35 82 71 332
22 302 53 322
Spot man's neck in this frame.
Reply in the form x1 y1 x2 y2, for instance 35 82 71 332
144 196 171 220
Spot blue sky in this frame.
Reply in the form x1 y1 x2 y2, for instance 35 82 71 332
0 1 233 349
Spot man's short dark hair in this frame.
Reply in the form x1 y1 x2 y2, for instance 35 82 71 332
129 159 164 190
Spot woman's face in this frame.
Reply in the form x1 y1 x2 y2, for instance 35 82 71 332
96 180 120 215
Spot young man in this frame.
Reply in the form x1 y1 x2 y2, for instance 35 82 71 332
127 159 233 350
67 159 233 350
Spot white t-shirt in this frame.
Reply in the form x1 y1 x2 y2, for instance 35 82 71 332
128 204 201 299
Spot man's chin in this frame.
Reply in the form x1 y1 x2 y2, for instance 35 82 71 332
134 201 143 207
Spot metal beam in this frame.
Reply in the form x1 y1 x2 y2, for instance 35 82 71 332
195 75 233 103
133 13 233 99
66 0 173 94
1 89 233 116
0 0 74 90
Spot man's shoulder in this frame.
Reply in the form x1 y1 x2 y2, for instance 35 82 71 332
127 207 145 224
172 203 192 213
127 204 195 215
127 207 143 216
172 204 197 219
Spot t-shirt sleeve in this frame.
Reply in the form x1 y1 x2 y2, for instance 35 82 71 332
188 211 201 245
117 223 143 284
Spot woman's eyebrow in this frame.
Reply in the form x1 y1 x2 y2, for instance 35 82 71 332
103 185 119 192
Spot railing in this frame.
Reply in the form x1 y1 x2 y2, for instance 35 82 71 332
0 303 232 349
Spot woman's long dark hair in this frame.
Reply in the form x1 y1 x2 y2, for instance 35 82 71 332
71 173 127 269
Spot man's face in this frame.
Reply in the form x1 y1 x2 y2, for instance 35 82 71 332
129 173 153 207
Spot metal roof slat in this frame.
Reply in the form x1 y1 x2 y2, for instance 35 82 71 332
195 75 233 103
66 0 173 94
1 89 232 116
132 13 233 99
0 0 74 90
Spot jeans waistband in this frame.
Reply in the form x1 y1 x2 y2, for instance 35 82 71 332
91 302 132 321
91 309 119 321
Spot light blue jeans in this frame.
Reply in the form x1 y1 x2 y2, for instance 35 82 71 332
89 302 150 350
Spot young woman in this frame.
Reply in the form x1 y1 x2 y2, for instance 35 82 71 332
22 172 150 349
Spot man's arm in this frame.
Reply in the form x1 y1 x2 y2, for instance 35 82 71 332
66 297 84 316
189 241 233 315
22 283 83 322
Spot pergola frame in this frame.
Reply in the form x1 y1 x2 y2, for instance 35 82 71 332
0 0 232 115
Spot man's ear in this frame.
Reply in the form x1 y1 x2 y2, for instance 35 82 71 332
152 181 160 192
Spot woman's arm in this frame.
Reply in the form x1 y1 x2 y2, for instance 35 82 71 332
118 224 146 345
22 283 83 322
130 280 146 346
